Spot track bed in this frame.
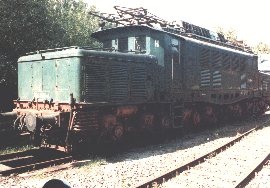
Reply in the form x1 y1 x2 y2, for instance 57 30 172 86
0 147 72 176
1 114 270 187
157 119 270 187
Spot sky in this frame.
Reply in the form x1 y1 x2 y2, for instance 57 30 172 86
84 0 270 47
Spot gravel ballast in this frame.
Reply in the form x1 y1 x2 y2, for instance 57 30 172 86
1 115 269 188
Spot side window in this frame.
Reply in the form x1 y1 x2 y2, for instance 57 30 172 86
103 40 112 50
172 38 180 63
135 35 146 51
118 37 128 52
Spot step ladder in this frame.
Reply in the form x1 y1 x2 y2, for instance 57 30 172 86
172 100 185 128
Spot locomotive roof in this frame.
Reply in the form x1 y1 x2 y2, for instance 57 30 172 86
91 25 254 55
89 6 254 54
18 47 157 62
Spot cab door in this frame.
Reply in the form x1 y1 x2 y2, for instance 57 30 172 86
171 38 183 98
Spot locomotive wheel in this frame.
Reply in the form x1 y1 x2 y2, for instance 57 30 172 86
209 112 217 124
193 111 201 125
161 114 170 130
234 104 242 118
113 123 123 140
204 106 217 124
259 100 268 112
183 109 192 126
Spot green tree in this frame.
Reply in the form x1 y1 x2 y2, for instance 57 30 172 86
1 0 65 59
0 0 100 112
0 0 55 85
0 0 55 111
46 0 99 48
253 42 270 54
215 26 238 42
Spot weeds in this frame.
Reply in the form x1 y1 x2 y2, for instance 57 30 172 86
212 129 226 138
0 129 36 154
76 156 107 169
0 144 36 155
32 173 46 180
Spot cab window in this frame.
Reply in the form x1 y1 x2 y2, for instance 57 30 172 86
103 40 112 50
118 37 128 52
135 35 146 51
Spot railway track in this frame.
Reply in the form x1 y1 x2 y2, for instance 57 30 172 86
133 116 270 188
0 147 72 176
245 157 270 187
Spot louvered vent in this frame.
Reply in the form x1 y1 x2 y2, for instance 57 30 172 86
212 51 222 89
200 48 211 89
73 108 100 131
223 53 231 70
263 79 270 91
110 65 128 101
132 67 147 101
231 55 239 71
240 57 247 89
85 63 106 101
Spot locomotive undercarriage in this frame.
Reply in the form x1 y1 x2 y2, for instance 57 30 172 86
0 95 268 153
182 97 268 128
0 99 173 152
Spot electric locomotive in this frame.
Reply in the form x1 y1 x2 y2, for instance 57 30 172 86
1 6 269 152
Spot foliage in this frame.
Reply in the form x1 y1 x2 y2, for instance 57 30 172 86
215 26 238 42
0 0 100 112
0 0 99 61
215 26 270 54
252 42 270 54
46 0 100 48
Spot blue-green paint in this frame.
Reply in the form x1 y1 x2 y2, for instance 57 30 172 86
18 51 83 103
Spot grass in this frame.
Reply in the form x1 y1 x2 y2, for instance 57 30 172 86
0 126 37 155
75 156 108 169
212 129 226 138
0 144 37 155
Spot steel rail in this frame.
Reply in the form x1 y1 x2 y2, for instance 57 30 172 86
133 118 270 188
233 152 270 188
0 148 72 176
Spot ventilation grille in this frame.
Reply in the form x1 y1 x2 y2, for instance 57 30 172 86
110 65 128 101
85 63 106 101
212 51 222 89
132 67 147 101
223 53 231 70
73 108 100 131
200 48 211 89
231 55 239 71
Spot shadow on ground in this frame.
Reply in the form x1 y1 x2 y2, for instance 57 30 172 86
72 113 270 165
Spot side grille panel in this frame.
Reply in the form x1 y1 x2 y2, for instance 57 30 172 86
73 108 100 132
85 62 107 101
200 48 211 89
212 51 222 89
110 65 128 102
132 67 147 102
